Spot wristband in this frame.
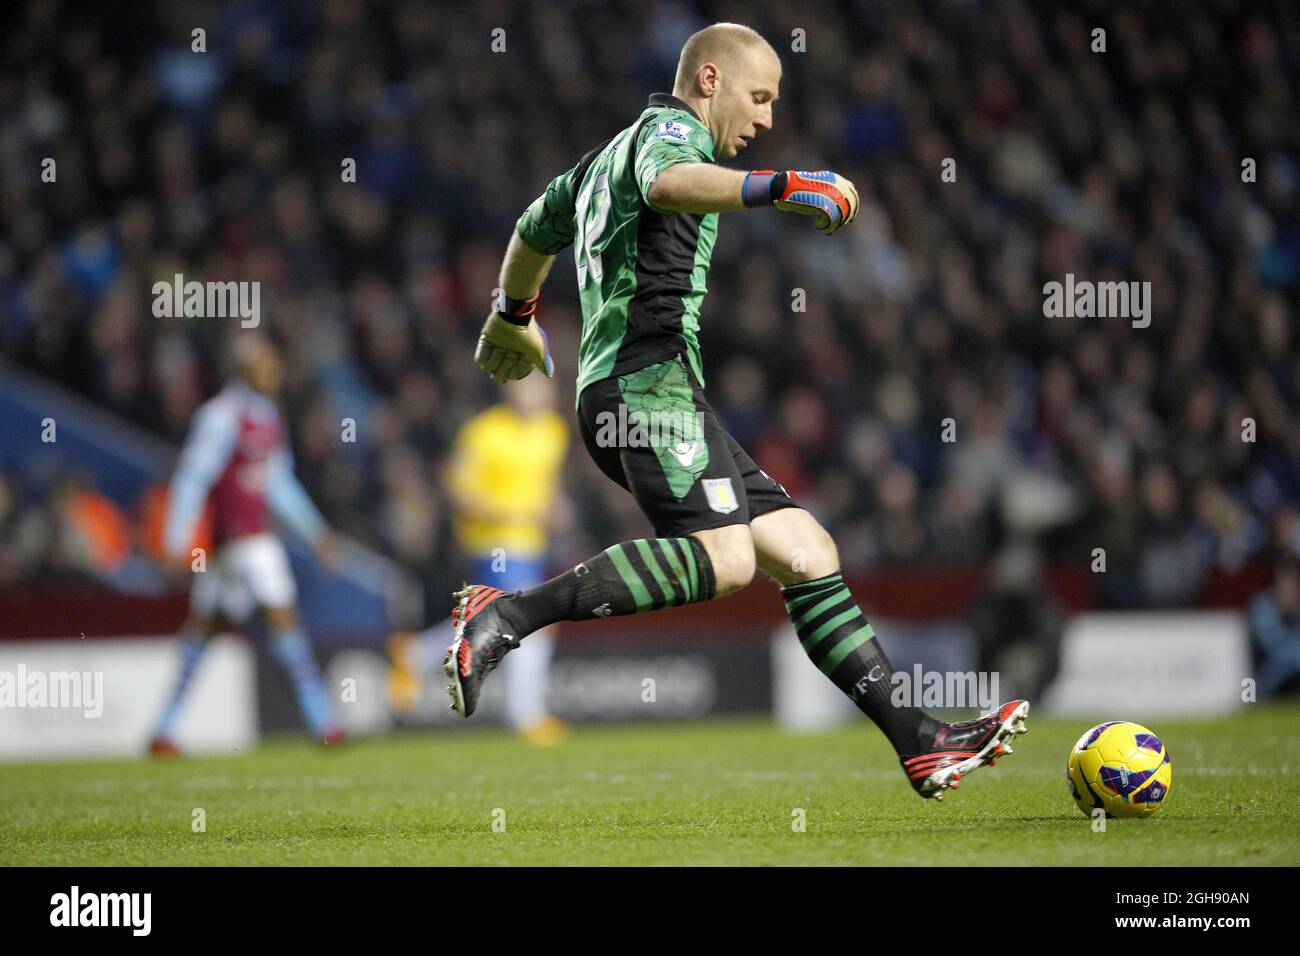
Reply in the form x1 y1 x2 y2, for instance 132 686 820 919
741 170 788 207
498 292 539 327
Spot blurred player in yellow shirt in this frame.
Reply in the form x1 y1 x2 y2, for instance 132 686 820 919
390 374 570 744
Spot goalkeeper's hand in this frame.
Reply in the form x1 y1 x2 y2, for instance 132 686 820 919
742 170 860 236
474 293 554 384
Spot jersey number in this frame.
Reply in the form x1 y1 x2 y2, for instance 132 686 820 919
574 170 610 288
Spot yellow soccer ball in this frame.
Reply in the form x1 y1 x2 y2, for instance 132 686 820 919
1066 721 1172 818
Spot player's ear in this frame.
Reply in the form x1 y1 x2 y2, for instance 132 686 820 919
698 62 719 97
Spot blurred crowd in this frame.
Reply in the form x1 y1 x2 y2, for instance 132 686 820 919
0 467 187 592
1 0 1298 611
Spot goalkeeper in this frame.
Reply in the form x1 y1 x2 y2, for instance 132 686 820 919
453 22 1028 800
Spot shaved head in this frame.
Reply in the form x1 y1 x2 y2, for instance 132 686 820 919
670 23 782 160
673 23 777 96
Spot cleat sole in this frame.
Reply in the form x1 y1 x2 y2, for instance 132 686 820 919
442 587 474 718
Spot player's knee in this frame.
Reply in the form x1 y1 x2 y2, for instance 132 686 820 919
776 523 839 584
691 524 756 597
750 507 841 586
714 546 757 597
757 510 840 585
797 523 839 580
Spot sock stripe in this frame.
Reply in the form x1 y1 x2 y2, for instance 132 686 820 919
780 573 844 600
663 539 691 604
785 592 822 614
819 624 876 676
789 592 850 631
606 543 654 611
674 538 699 602
635 538 677 607
655 539 690 603
783 583 840 614
800 606 862 655
501 534 718 638
799 600 860 648
778 573 930 756
624 540 668 608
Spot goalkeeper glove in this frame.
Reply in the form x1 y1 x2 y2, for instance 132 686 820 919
475 292 554 384
742 170 860 236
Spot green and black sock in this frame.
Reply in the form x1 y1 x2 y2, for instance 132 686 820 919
781 572 938 755
496 537 716 637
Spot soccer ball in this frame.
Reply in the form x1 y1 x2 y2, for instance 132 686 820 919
1066 721 1172 818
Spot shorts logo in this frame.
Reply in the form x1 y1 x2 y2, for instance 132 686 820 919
655 120 692 143
702 477 739 514
671 441 699 467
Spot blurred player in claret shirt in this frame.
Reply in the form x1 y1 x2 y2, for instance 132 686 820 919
149 333 344 754
389 373 570 745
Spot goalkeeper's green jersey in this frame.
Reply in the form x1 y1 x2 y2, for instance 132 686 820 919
515 93 719 409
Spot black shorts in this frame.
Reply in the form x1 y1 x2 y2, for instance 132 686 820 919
577 353 798 538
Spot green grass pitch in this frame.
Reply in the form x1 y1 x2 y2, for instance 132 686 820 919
3 705 1298 865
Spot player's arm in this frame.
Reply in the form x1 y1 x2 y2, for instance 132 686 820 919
650 163 859 235
266 446 335 563
500 229 557 302
639 118 858 235
163 403 238 561
646 163 748 213
473 166 581 384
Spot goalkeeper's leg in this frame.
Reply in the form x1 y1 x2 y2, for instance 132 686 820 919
752 506 1028 799
751 507 939 755
444 529 754 717
497 523 753 634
